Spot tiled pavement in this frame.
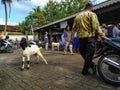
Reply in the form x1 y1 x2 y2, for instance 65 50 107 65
0 49 117 90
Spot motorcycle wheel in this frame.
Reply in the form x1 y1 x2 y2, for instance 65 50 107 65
6 45 14 53
97 52 120 86
7 47 14 53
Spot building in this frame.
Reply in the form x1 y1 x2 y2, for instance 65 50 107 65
34 0 120 42
0 25 23 35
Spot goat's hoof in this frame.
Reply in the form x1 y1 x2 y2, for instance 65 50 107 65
26 67 30 70
21 68 24 71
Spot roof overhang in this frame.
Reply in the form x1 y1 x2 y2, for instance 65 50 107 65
34 0 120 32
93 0 120 10
34 12 79 31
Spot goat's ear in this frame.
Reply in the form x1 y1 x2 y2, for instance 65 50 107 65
20 38 27 45
20 45 26 50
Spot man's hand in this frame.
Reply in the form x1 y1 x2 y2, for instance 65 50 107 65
98 36 104 44
70 40 73 44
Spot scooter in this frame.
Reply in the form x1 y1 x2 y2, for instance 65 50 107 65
0 39 14 53
94 37 120 86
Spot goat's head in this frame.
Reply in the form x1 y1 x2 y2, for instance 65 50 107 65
20 37 27 50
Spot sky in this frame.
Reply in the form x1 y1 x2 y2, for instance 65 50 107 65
0 0 106 26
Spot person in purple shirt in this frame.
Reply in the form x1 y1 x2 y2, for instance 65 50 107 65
44 32 49 50
64 25 73 54
112 22 120 39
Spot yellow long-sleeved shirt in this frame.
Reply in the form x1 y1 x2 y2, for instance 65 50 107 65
72 10 105 39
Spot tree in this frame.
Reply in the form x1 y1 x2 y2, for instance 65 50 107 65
43 0 59 23
19 21 27 34
42 0 89 24
20 0 90 29
1 0 12 35
26 6 46 27
19 6 46 35
1 0 30 35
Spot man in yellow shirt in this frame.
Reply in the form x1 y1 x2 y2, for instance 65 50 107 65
72 3 105 75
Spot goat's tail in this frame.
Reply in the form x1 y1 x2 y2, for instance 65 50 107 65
38 51 48 64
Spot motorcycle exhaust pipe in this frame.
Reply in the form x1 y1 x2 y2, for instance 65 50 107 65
103 57 120 70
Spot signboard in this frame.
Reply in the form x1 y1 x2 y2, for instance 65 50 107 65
60 21 67 29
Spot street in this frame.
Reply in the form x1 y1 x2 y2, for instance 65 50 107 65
0 49 117 90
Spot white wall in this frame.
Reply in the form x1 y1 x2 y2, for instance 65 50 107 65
2 35 35 41
3 35 26 41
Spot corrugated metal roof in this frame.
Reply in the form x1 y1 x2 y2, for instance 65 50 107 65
0 25 22 32
94 0 120 10
34 0 120 31
34 12 79 30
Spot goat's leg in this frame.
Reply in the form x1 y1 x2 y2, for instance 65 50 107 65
38 52 48 64
27 55 30 70
36 55 39 64
58 45 59 51
69 45 73 54
52 44 54 51
21 56 25 71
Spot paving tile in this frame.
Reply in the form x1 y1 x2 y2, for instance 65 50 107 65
0 49 117 90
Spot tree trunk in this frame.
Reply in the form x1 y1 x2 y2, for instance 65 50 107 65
4 2 8 35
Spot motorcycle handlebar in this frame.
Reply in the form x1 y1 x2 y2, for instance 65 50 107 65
103 37 111 41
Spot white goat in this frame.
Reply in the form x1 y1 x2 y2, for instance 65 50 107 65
51 42 60 51
20 38 48 70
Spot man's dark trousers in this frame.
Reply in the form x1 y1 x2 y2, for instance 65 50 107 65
79 37 95 75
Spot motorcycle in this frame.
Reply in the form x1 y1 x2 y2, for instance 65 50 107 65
28 39 42 47
0 39 14 53
94 37 120 86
